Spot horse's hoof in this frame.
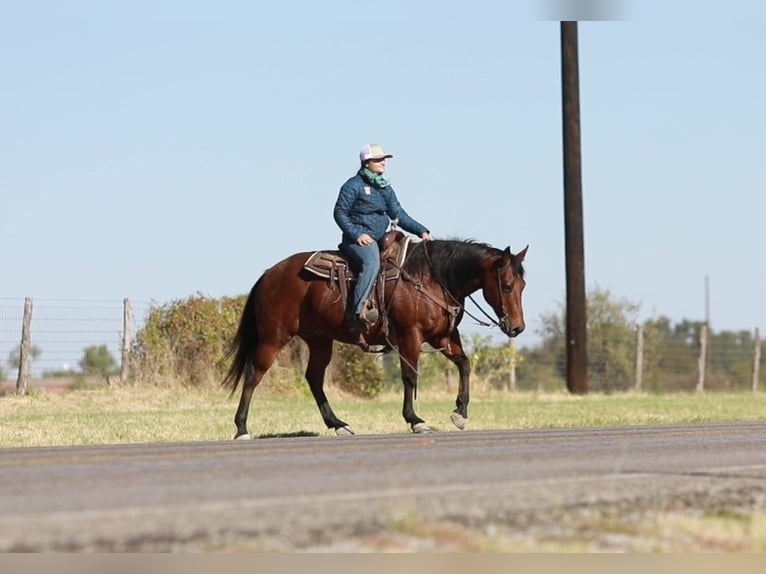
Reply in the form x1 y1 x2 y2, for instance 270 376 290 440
450 411 467 430
234 433 251 440
411 422 432 434
335 425 355 436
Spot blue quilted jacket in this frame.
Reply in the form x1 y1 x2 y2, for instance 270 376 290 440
333 171 429 244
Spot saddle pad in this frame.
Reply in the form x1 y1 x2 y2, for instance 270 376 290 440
303 251 349 280
303 236 413 281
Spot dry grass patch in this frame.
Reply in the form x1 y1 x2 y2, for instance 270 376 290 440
1 386 765 448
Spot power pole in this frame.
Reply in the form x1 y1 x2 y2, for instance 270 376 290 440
561 21 588 394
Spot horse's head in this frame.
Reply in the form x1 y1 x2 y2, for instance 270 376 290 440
481 245 528 338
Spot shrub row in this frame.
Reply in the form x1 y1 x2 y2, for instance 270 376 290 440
130 293 385 397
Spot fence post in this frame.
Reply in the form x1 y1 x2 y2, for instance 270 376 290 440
753 327 761 392
445 367 456 392
696 324 707 393
16 297 33 396
634 324 644 391
120 298 133 383
504 339 517 392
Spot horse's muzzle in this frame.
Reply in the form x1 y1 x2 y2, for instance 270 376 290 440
505 325 525 338
500 316 525 338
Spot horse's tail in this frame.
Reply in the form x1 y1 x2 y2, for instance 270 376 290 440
221 277 261 394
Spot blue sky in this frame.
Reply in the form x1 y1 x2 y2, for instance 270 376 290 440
2 1 765 347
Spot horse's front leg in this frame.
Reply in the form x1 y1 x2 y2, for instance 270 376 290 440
398 335 430 433
436 329 470 430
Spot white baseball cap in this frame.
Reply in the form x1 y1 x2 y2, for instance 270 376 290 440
359 143 393 162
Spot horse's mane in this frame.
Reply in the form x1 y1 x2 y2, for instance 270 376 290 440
403 238 500 295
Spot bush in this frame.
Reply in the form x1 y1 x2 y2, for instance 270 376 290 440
131 293 247 386
331 342 384 398
80 345 118 381
130 293 312 391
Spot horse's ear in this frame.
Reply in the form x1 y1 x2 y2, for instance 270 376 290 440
495 246 512 268
515 245 529 261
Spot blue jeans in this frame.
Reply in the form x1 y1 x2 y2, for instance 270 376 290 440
339 241 380 316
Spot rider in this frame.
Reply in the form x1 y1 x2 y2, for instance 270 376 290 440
333 143 432 330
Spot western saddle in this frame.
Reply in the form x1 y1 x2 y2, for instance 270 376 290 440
302 230 413 348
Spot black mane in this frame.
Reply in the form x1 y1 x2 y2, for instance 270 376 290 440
403 239 498 296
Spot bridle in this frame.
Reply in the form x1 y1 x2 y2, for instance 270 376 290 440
410 242 513 332
467 266 509 330
379 244 514 388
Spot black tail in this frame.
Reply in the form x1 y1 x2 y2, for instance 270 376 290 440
221 278 261 394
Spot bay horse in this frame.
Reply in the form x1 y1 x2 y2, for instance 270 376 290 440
222 236 528 439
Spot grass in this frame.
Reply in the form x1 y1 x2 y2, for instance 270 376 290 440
299 507 766 552
2 384 765 552
0 384 764 448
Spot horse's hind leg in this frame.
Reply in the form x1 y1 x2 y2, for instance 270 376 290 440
305 336 354 435
234 342 282 439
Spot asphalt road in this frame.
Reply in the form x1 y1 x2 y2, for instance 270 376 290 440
1 421 765 551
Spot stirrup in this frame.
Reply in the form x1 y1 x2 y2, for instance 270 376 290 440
346 314 366 334
362 306 379 323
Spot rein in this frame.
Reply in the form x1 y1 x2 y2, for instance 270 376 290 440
422 241 506 330
467 293 501 328
469 265 511 330
393 241 505 330
376 242 506 395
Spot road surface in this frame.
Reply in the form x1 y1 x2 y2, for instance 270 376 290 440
1 421 765 551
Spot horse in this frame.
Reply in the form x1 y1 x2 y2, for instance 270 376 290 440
222 235 528 439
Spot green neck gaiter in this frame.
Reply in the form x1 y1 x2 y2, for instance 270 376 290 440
359 168 390 189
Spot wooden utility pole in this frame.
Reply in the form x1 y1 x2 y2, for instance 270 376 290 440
561 21 588 394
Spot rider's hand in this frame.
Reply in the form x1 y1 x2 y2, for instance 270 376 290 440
356 233 375 246
421 232 432 241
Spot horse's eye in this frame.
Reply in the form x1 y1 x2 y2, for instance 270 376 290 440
501 283 513 293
